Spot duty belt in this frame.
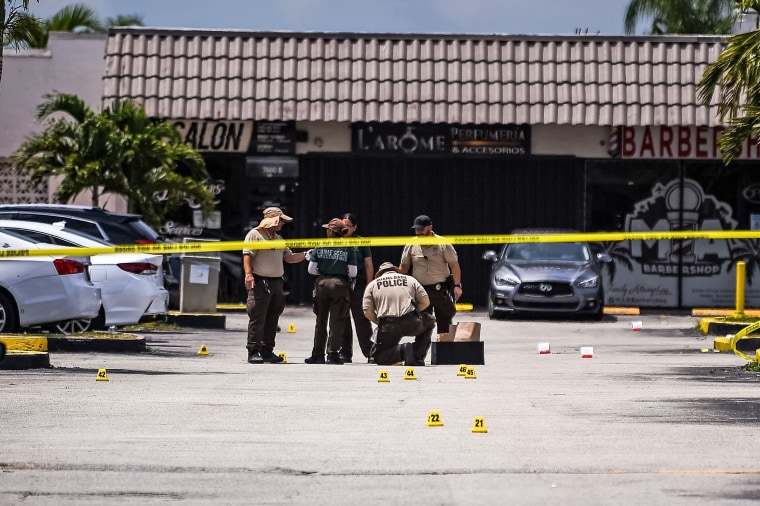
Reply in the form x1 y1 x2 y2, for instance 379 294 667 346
379 312 415 323
253 274 282 281
423 282 446 291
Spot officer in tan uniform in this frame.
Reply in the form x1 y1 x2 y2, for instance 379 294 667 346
399 215 462 336
362 262 435 366
243 207 308 364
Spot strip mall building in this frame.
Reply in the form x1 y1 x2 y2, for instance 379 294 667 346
10 28 760 308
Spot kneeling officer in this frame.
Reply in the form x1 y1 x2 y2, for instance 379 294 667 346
362 262 435 366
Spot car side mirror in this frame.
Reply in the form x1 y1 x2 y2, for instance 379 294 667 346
596 252 612 263
482 250 497 262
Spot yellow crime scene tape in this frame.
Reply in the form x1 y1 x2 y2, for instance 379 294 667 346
0 230 759 258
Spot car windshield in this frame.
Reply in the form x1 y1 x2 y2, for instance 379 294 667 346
505 242 590 261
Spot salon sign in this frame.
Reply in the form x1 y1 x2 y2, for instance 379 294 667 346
172 120 254 153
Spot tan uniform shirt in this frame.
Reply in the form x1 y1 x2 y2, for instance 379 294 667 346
243 228 293 277
400 234 458 286
362 272 430 324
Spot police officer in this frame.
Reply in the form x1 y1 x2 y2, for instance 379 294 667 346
399 215 462 336
305 218 358 364
338 212 375 363
362 262 435 366
243 207 308 364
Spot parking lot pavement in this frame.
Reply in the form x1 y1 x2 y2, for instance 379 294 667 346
2 307 760 505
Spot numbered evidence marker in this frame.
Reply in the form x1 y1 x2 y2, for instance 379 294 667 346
464 366 477 379
377 369 390 383
472 416 488 433
427 410 444 427
197 344 209 355
404 367 417 380
96 368 109 381
278 351 287 363
287 323 296 333
457 364 468 376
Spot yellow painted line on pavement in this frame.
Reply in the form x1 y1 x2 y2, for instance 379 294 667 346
659 469 760 475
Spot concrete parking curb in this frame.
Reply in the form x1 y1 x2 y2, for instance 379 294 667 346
48 333 146 353
698 317 754 336
166 312 226 329
0 350 50 370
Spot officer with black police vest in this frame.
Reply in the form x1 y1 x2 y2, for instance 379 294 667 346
362 262 435 366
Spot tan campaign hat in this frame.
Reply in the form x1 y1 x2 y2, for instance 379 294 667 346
375 262 400 278
257 207 293 229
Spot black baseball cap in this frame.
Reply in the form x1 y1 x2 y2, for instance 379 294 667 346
411 215 432 230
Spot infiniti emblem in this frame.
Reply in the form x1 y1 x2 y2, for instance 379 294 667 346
539 283 553 292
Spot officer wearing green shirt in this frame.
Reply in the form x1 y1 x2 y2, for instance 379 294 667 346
305 218 358 364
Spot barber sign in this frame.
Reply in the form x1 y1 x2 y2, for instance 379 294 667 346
621 126 760 160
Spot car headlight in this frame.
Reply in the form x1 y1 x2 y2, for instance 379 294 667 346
576 276 599 288
494 270 519 287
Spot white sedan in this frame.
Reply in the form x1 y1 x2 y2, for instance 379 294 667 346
0 232 101 333
0 221 169 331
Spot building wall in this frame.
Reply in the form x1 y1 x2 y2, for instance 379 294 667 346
0 32 126 211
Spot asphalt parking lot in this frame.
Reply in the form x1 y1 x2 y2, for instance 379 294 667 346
2 307 760 505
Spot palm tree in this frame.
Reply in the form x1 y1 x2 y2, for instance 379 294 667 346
103 99 214 227
1 0 39 89
624 0 734 34
13 93 121 205
13 93 214 228
698 1 760 164
12 3 143 48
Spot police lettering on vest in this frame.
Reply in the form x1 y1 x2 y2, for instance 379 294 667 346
376 274 409 288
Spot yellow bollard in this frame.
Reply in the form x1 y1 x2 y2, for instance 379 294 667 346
734 261 746 318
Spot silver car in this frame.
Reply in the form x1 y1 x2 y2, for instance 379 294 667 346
0 221 169 331
482 231 611 320
0 232 101 333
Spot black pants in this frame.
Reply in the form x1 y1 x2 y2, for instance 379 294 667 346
423 284 457 335
371 311 435 365
246 277 285 354
340 279 374 359
311 276 351 358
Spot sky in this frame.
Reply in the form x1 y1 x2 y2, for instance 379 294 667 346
29 0 640 36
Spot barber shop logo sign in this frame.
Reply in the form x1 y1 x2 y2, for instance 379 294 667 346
623 178 735 276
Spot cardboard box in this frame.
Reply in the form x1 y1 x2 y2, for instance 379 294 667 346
450 322 481 342
430 341 485 365
436 333 453 342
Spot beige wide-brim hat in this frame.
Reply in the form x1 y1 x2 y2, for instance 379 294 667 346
375 261 400 278
257 207 293 229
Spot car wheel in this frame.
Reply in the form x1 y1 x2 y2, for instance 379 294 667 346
487 298 505 320
0 292 18 333
47 318 92 334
